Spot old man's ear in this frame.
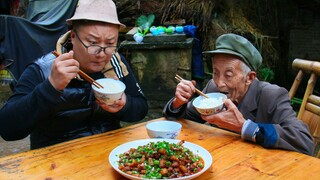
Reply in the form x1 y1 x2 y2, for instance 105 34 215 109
245 71 256 85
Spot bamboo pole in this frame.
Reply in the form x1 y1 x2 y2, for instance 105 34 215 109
289 70 304 100
298 73 317 119
292 59 320 76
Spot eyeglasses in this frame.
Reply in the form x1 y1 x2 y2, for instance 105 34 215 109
74 31 118 55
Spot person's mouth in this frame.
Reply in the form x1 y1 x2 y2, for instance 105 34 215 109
92 61 105 66
220 91 229 97
220 91 238 105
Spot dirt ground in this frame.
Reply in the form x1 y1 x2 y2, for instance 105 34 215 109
0 83 163 158
0 136 30 158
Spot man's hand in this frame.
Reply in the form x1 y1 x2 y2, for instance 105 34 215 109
172 79 197 109
201 99 245 133
49 51 80 90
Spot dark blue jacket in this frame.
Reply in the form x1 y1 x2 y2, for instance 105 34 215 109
0 52 148 149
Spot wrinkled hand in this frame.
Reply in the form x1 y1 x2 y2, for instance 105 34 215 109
172 79 197 109
49 51 79 90
97 93 127 113
201 99 245 133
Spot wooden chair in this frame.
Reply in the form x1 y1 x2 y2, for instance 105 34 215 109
289 59 320 157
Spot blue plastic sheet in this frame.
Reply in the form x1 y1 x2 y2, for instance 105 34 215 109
183 25 205 79
0 0 78 85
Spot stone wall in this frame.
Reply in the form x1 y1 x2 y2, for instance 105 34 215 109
120 37 193 109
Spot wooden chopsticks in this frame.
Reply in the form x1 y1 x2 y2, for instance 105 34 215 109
175 74 209 98
52 51 104 89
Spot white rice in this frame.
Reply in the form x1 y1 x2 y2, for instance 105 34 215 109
100 82 122 93
198 97 222 108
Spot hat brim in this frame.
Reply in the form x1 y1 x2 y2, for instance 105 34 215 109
66 18 126 29
203 49 256 71
203 49 246 61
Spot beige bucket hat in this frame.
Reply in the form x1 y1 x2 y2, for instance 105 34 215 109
66 0 126 29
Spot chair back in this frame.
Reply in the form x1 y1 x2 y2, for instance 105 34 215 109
289 59 320 157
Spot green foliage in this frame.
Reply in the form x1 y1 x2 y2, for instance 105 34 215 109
258 66 275 82
290 97 302 116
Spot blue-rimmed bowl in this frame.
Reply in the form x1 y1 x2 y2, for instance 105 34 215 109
146 120 182 139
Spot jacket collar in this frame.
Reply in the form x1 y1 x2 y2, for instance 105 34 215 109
237 79 259 119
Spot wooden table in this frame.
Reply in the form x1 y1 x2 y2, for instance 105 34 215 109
0 118 319 179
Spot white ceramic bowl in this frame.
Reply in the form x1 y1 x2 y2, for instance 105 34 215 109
146 120 182 139
92 78 126 105
192 92 227 115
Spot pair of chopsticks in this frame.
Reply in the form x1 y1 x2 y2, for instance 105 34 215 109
175 74 209 98
52 51 104 89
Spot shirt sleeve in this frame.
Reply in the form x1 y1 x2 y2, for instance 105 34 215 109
241 119 260 142
241 119 277 147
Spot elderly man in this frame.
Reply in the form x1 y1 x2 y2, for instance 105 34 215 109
0 0 148 149
163 33 314 155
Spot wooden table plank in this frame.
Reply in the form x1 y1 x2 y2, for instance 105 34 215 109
0 118 319 179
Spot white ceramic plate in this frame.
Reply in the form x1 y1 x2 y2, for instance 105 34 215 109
109 139 212 180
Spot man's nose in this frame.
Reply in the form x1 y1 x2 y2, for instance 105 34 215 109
215 78 226 87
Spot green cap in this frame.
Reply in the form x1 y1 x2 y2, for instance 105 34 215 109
203 33 262 71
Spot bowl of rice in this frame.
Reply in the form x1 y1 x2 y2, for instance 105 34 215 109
92 78 126 105
192 93 227 115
